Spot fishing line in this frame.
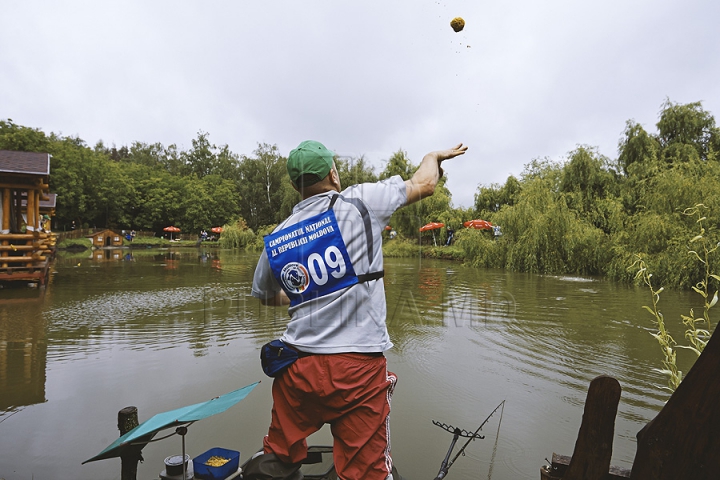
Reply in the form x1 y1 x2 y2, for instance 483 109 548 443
486 400 505 480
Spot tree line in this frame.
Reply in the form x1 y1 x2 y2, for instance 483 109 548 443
464 99 720 289
2 98 719 289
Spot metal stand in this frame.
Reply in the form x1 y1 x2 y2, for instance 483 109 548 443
176 426 188 480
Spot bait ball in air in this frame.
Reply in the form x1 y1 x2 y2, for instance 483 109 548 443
450 17 465 33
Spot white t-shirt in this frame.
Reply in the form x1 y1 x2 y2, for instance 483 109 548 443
251 175 407 353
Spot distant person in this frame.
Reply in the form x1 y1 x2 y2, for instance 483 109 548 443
248 140 467 479
493 225 502 240
445 227 454 246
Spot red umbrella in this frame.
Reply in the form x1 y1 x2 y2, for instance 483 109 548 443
163 225 181 240
464 219 493 230
211 226 223 234
419 222 445 246
419 222 445 232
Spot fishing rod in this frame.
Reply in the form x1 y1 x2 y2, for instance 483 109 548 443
431 400 505 480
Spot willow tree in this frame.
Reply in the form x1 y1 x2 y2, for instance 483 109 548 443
656 99 720 163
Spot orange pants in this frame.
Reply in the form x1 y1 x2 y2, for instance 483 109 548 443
263 353 397 480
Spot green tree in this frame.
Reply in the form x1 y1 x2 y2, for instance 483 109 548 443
0 120 51 151
336 155 378 187
379 149 414 180
48 135 109 229
618 120 660 176
474 175 521 215
182 131 222 178
237 143 286 230
656 99 719 162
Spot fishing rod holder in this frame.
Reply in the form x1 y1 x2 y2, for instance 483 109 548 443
432 420 485 439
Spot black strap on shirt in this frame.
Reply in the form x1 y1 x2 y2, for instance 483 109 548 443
327 193 384 283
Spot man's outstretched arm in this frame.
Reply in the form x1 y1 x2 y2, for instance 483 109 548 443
404 144 468 205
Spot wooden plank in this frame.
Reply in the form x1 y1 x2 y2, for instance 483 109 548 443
0 233 48 240
562 375 621 480
0 182 49 190
0 255 46 263
631 328 720 479
0 245 36 251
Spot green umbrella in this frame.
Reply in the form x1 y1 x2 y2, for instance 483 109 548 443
83 382 259 464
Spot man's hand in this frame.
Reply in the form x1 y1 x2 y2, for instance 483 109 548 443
405 143 468 205
434 143 469 162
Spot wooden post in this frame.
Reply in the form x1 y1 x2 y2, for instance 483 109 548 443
118 406 142 480
1 188 9 232
25 188 35 268
562 375 621 480
631 328 720 479
1 187 9 268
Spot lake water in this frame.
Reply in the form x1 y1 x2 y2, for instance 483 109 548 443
0 247 702 479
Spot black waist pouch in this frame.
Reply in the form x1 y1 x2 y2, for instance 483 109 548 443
260 340 300 377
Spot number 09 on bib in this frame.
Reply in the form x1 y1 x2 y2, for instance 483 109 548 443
264 210 358 306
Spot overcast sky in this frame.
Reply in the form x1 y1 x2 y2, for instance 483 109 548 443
2 1 719 208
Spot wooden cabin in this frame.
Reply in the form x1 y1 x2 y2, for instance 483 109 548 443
86 229 124 248
0 150 53 284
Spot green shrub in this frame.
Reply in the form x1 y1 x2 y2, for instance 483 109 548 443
57 237 92 250
218 218 258 250
130 236 169 246
382 238 421 258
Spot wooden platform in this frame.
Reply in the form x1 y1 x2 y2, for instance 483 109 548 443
0 258 51 285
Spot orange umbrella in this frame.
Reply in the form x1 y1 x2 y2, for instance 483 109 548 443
419 222 445 232
211 226 223 234
419 222 445 246
464 219 493 230
163 225 181 240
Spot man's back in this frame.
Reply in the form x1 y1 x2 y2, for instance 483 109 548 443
252 176 407 354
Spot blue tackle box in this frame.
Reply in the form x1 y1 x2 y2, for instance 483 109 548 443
193 447 240 480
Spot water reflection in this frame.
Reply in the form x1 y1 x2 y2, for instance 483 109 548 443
0 286 48 414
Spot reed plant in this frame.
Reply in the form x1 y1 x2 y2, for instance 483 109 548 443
679 205 718 356
634 257 683 392
633 204 719 393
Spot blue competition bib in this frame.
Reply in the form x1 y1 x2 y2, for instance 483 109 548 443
264 209 358 306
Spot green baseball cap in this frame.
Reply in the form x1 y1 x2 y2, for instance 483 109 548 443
287 140 335 188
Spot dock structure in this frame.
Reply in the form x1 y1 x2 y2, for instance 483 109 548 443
0 150 55 285
542 324 720 479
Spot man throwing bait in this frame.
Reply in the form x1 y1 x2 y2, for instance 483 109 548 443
249 140 467 480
